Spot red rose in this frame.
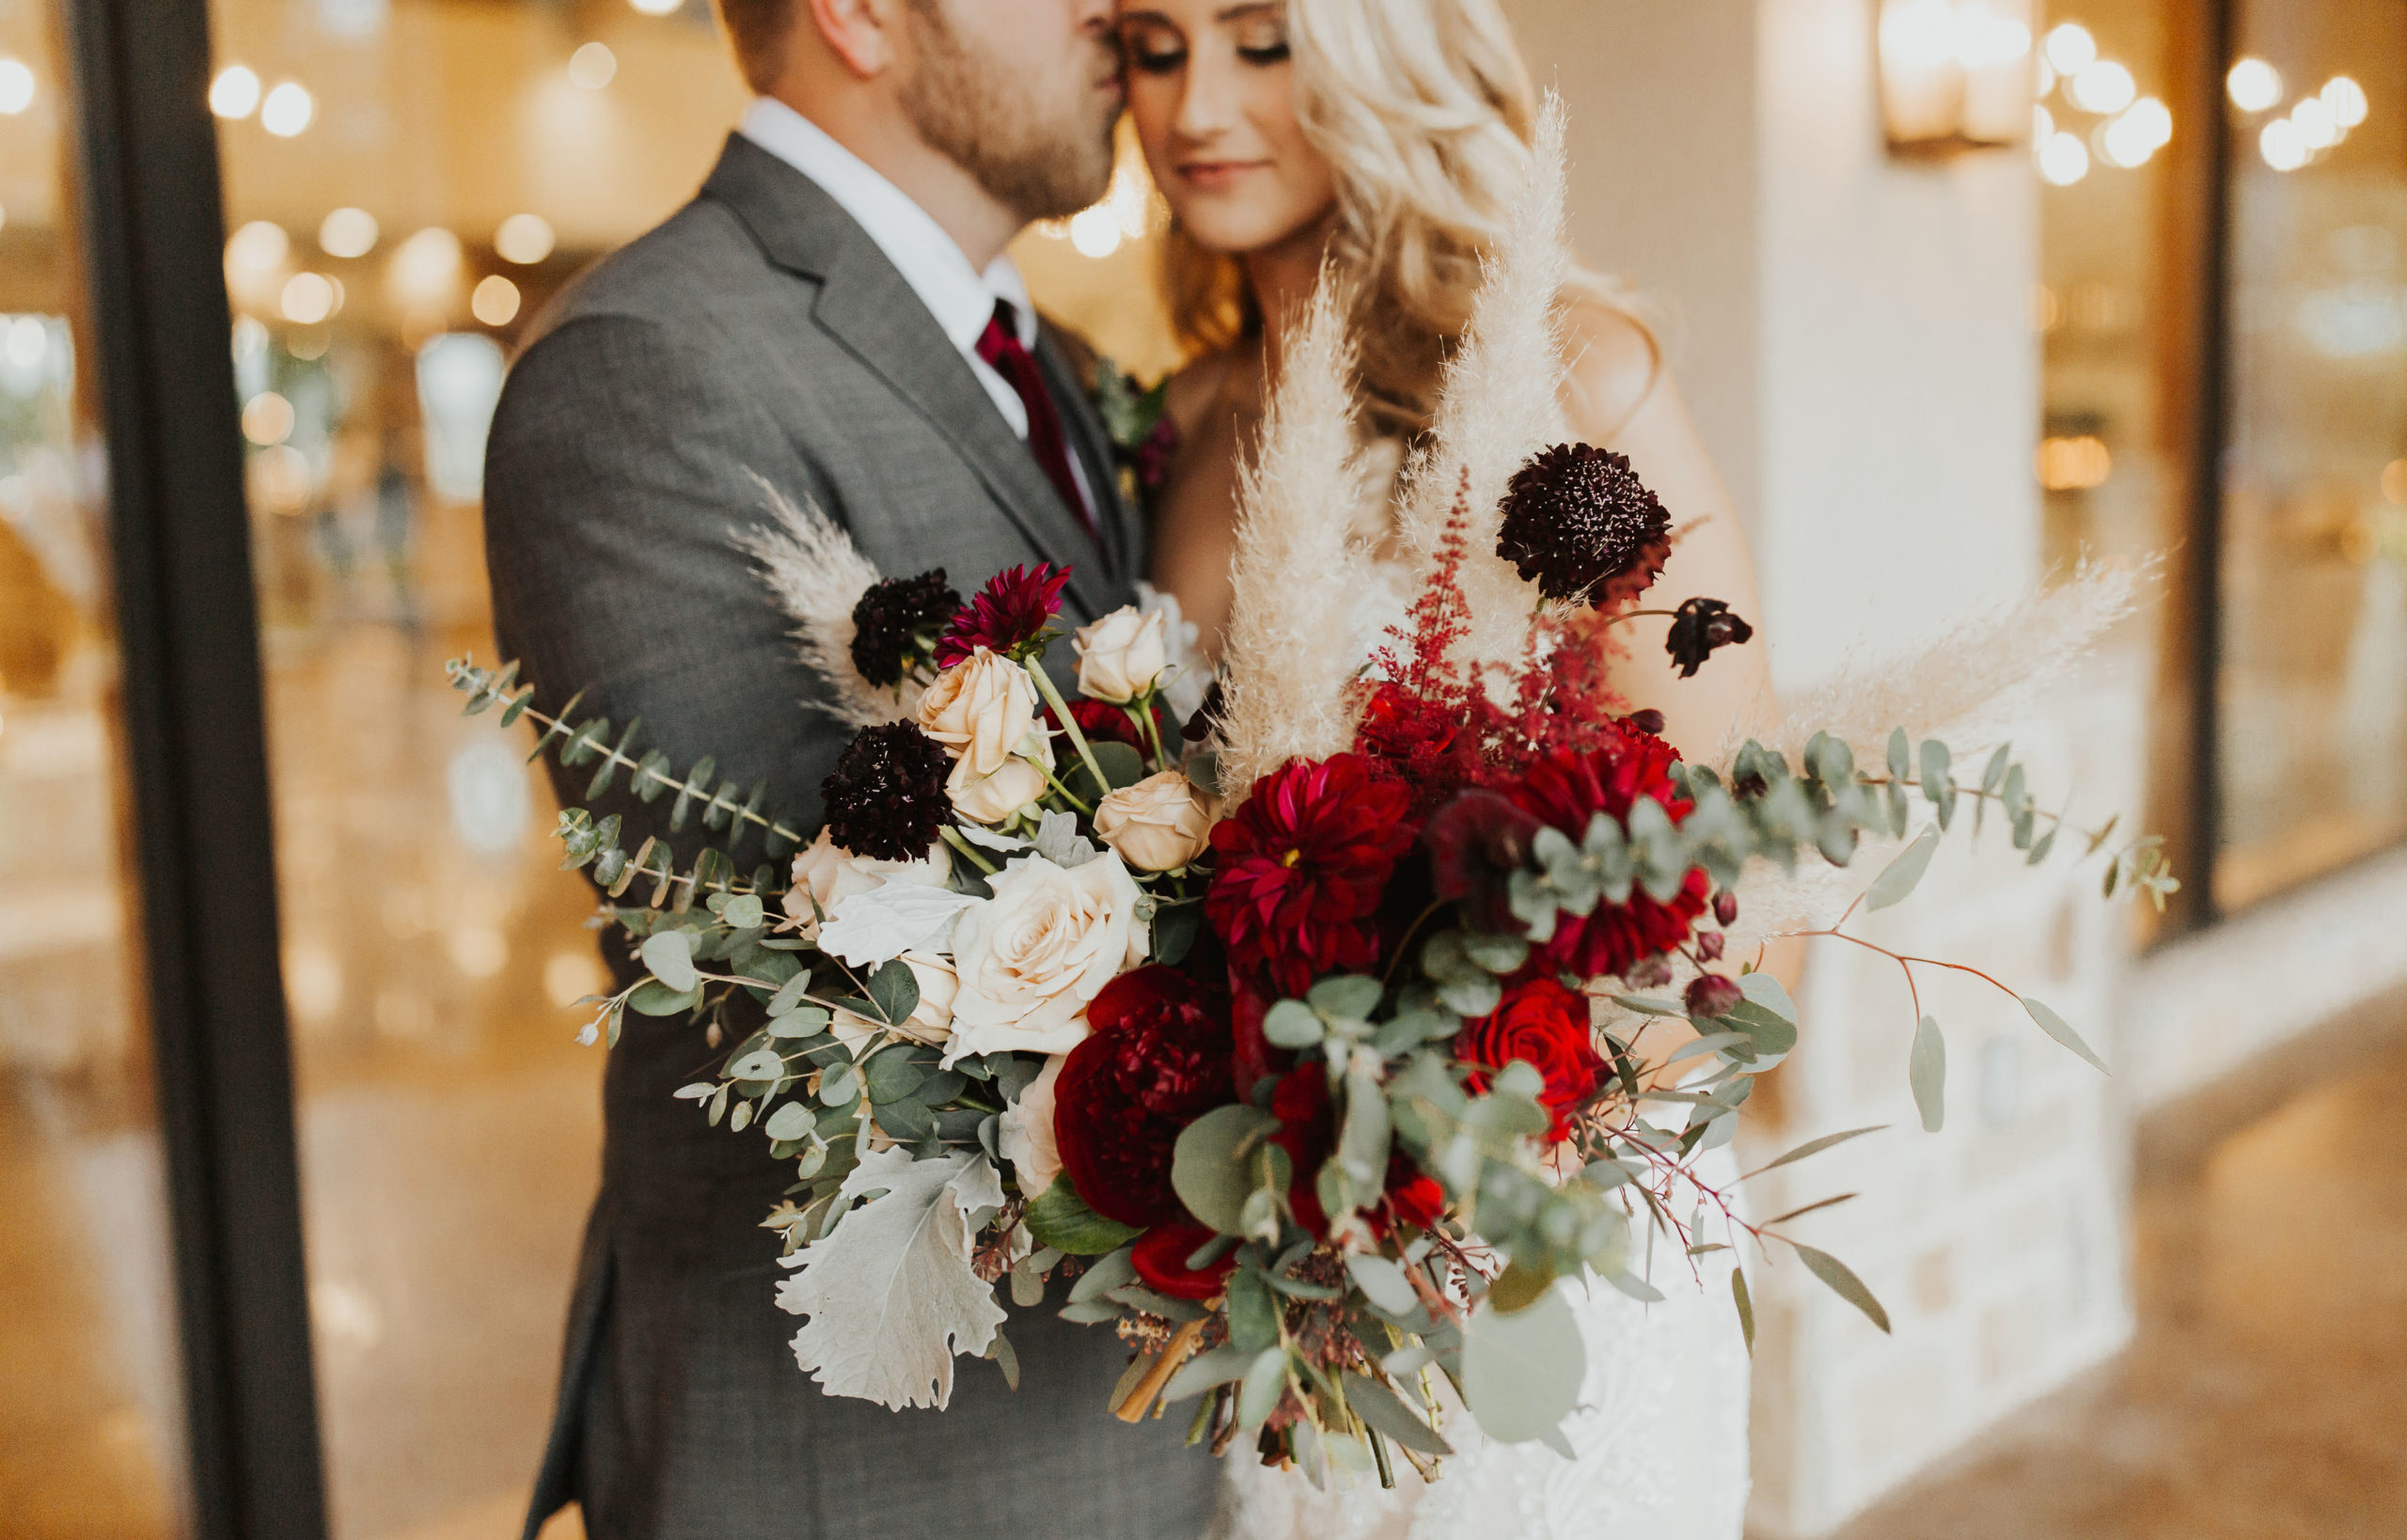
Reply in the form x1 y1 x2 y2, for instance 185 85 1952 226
1207 754 1417 998
1504 730 1709 980
1266 1065 1450 1239
1131 1223 1237 1301
1052 966 1235 1228
1044 697 1174 757
1455 977 1609 1140
1379 1158 1446 1234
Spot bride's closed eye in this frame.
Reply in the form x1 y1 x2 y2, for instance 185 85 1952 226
1118 19 1188 74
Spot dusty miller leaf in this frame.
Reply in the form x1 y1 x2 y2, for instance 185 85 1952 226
817 885 982 967
775 1147 1008 1410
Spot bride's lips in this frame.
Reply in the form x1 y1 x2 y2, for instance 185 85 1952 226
1176 160 1272 192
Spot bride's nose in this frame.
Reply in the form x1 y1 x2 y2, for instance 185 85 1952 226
1172 47 1243 143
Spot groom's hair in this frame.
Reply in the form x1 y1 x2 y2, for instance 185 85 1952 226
716 0 794 92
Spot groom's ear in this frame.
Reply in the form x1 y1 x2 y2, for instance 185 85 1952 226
805 0 907 80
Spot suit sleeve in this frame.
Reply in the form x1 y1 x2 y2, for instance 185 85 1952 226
482 311 845 881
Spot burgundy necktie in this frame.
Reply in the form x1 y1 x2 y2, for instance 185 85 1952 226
976 298 1096 542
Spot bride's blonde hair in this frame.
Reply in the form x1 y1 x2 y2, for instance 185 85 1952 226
1162 0 1635 435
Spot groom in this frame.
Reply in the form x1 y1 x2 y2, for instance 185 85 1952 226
482 1 1213 1536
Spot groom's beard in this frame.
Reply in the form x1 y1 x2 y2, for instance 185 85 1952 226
899 0 1119 224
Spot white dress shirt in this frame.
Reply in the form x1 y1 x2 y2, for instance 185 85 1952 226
740 99 1085 477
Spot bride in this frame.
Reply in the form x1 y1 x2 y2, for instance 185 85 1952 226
1111 1 1771 1534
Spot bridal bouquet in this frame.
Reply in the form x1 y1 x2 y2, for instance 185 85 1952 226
448 109 2170 1486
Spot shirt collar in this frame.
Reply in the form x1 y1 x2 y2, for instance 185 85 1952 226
739 97 1035 352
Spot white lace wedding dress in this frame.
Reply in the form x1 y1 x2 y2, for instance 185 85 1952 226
1199 574 1754 1540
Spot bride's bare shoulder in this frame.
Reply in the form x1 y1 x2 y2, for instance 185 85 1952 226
1558 294 1664 444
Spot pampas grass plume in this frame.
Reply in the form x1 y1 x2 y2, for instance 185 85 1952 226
736 472 914 729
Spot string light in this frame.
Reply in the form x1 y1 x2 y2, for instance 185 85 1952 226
261 81 314 137
629 0 683 12
210 64 261 118
2041 23 2095 75
320 207 379 258
2068 59 2135 115
2226 57 2282 113
471 275 523 326
568 42 617 89
2322 76 2368 128
226 220 291 273
0 57 34 116
2259 118 2308 172
495 213 556 265
2037 131 2090 186
280 272 338 324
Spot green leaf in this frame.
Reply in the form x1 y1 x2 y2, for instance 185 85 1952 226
1885 727 1911 782
1309 974 1383 1021
1092 740 1147 790
1611 994 1690 1017
1793 1244 1891 1333
1225 1266 1280 1352
1461 1284 1585 1444
1235 1347 1289 1430
1262 999 1325 1049
1748 1124 1886 1176
1910 1014 1945 1133
1162 1344 1256 1404
1154 901 1204 967
1865 826 1940 911
1172 1104 1281 1234
862 1048 925 1105
729 1048 785 1082
1764 1192 1857 1226
873 1097 936 1142
1736 970 1797 1023
1461 933 1530 976
2022 996 2109 1074
1919 739 1953 808
1025 1175 1141 1255
627 980 700 1016
1345 1253 1419 1316
763 1102 817 1141
1185 750 1220 797
722 894 765 931
1341 1371 1453 1457
1066 1247 1136 1304
1731 1267 1755 1357
867 960 920 1028
641 930 699 992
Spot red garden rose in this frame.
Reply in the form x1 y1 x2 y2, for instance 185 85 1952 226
1503 727 1710 980
1131 1222 1237 1301
1455 977 1610 1140
1207 754 1417 998
1052 966 1235 1228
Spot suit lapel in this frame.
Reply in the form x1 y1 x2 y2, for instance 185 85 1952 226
1037 338 1140 591
700 136 1120 621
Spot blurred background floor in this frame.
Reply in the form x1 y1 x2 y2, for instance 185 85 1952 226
1830 1030 2407 1540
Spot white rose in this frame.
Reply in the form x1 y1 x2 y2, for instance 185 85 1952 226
829 951 959 1056
1093 771 1216 872
948 734 1054 825
781 830 951 937
944 851 1149 1061
996 1054 1066 1197
916 647 1040 778
1075 605 1171 704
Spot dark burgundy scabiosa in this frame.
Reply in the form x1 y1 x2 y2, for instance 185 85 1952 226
1206 754 1418 999
1496 443 1675 606
1051 966 1235 1229
1503 724 1711 980
848 569 962 687
819 721 952 861
935 562 1073 667
1664 597 1754 679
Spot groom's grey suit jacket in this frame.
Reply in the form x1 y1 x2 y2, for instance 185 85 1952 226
482 134 1216 1540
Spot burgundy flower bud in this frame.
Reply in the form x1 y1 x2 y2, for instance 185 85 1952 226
1714 889 1740 927
1626 709 1666 736
1625 954 1675 990
1685 973 1744 1021
1696 931 1726 962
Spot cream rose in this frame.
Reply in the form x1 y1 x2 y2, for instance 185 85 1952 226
1093 771 1216 872
829 951 959 1056
996 1054 1065 1197
781 830 951 937
948 735 1053 825
916 647 1040 778
943 851 1149 1061
1075 605 1170 703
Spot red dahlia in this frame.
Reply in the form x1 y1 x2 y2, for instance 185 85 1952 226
1131 1222 1237 1301
1504 724 1710 979
1050 966 1235 1229
1455 977 1610 1140
935 562 1072 667
1206 754 1417 999
1043 696 1173 757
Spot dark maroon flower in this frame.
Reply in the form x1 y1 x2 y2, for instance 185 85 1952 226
1043 697 1172 757
1455 977 1609 1140
1268 1063 1336 1237
1424 789 1543 935
1695 931 1726 962
1497 444 1674 605
1685 973 1744 1021
936 562 1073 667
849 569 961 687
1182 677 1225 744
1052 966 1235 1229
1206 754 1417 998
820 722 952 861
1134 416 1181 494
1504 727 1711 981
1664 598 1754 679
1131 1222 1236 1301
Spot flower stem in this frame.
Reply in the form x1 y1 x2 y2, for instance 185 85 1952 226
939 825 1000 875
1027 663 1111 792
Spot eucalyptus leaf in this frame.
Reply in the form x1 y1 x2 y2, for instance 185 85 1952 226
1309 974 1384 1022
1910 1014 1946 1133
1172 1104 1281 1234
1865 826 1940 912
1731 1268 1755 1357
641 929 698 992
1236 1347 1289 1430
1749 1124 1885 1176
1066 1247 1136 1305
1025 1175 1141 1255
1344 1253 1419 1316
1793 1243 1891 1333
1262 999 1325 1050
763 1102 817 1141
867 959 921 1028
729 1048 786 1083
1162 1344 1256 1404
1341 1371 1454 1457
1226 1267 1280 1353
2021 996 2109 1074
628 980 701 1016
1461 1285 1584 1444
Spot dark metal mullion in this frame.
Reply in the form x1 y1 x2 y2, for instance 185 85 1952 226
60 2 329 1538
2182 0 2238 930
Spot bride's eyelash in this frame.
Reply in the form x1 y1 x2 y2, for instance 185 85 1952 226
1236 41 1291 65
1125 46 1187 74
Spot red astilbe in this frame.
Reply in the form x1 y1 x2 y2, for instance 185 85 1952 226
1506 724 1711 978
935 562 1072 666
1356 487 1490 811
1206 754 1416 999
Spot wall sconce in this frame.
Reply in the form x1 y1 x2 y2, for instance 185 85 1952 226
1879 0 2037 155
